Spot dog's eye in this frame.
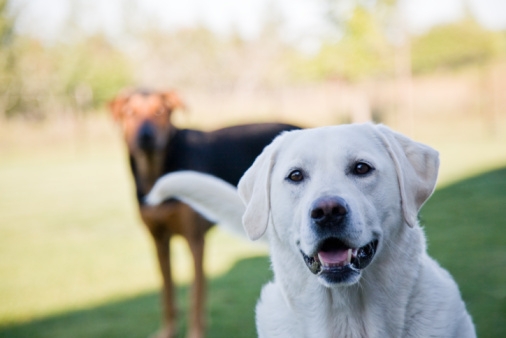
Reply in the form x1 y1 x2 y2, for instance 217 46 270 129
354 162 372 175
288 170 304 182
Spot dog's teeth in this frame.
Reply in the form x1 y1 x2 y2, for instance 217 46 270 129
346 249 352 264
317 254 328 267
352 248 358 258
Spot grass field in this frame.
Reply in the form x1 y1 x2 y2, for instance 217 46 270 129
0 116 505 337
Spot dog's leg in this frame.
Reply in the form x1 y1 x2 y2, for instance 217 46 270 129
153 230 178 338
186 231 206 338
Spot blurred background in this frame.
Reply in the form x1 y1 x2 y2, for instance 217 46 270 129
0 0 505 337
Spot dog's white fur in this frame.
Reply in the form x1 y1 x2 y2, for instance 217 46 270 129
146 123 475 338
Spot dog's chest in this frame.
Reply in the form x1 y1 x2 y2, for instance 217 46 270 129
303 305 374 338
258 282 384 338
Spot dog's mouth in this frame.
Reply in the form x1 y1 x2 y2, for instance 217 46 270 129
300 238 378 284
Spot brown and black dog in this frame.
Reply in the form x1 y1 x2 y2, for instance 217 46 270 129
109 89 299 338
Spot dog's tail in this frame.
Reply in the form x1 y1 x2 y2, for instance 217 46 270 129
145 171 249 240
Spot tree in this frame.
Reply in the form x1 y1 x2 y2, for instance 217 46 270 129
291 0 401 82
411 17 505 74
0 0 18 118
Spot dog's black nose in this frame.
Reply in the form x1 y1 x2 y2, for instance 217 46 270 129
137 122 157 151
310 196 348 225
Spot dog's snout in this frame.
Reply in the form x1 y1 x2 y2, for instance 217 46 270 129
310 196 348 224
137 122 157 151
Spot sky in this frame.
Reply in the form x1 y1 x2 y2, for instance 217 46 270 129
10 0 506 47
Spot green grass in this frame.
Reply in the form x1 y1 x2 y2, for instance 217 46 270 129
0 118 268 337
0 118 505 337
0 256 271 338
421 168 506 338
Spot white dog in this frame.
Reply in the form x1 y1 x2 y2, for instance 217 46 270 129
146 123 476 338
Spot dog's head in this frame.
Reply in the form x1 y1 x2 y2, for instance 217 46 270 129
238 123 439 287
109 89 185 154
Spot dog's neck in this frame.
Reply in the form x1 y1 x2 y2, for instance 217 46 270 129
131 150 165 197
130 125 179 200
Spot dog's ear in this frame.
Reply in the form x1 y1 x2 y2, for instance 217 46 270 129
238 135 285 240
374 124 439 227
162 91 186 113
108 93 130 122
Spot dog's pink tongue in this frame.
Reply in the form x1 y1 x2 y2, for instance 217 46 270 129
318 249 350 265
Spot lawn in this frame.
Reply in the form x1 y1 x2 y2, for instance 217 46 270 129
0 117 505 337
422 168 506 337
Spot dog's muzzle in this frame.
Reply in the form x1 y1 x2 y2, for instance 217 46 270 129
137 121 157 152
299 196 379 285
300 238 378 284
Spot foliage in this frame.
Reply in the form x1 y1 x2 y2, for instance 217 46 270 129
52 35 134 110
412 18 506 74
1 35 133 119
1 0 506 118
0 2 133 119
292 5 393 82
295 0 506 81
0 0 17 116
